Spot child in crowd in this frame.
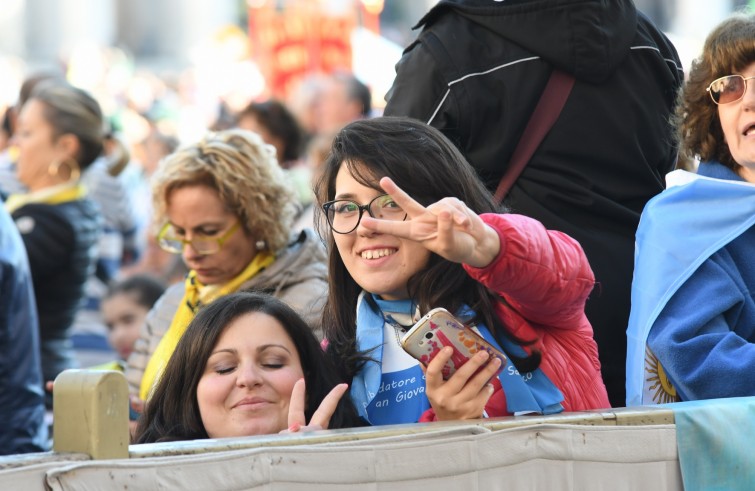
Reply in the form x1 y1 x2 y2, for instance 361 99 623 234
96 275 166 371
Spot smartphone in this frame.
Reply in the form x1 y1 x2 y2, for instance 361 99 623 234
400 308 507 380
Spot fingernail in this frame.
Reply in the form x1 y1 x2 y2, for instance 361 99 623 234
288 423 301 432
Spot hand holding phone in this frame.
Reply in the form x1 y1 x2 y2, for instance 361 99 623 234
400 308 506 380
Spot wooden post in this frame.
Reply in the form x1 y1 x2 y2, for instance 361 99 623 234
53 369 129 459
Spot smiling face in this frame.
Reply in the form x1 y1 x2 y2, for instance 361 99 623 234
718 62 755 183
164 184 257 285
196 312 304 438
332 163 431 300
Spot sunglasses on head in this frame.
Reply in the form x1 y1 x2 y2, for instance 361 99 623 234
707 74 755 105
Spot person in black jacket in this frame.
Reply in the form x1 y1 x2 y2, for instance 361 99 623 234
383 0 683 407
0 204 47 454
6 82 103 404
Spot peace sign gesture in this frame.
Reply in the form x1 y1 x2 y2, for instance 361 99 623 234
282 379 348 433
359 177 501 269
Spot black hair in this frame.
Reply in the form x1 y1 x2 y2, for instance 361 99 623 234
105 275 166 310
236 99 305 163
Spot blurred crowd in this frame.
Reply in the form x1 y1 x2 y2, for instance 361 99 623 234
0 43 373 453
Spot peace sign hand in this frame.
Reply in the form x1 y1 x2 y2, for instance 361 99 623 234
282 379 348 434
359 177 501 268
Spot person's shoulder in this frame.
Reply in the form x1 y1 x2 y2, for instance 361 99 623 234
154 281 186 308
12 202 75 237
142 280 185 336
633 11 683 68
281 229 326 260
252 230 327 288
13 200 60 217
25 197 101 225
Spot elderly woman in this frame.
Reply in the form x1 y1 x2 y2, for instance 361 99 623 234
6 81 102 393
626 13 755 406
125 129 328 403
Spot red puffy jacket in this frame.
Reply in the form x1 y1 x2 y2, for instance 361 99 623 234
420 213 610 421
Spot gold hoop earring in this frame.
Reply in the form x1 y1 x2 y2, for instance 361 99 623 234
48 158 81 182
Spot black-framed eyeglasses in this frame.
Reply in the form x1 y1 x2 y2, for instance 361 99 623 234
157 221 240 255
322 194 407 234
707 74 755 105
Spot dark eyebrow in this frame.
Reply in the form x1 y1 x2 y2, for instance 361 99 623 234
209 348 237 356
333 193 358 201
333 192 386 202
257 344 292 355
208 344 292 357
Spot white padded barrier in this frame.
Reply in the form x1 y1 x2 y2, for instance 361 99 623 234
40 423 681 491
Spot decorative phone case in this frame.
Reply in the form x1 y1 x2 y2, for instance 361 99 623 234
400 307 506 380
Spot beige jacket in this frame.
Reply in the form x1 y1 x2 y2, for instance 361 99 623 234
125 228 328 395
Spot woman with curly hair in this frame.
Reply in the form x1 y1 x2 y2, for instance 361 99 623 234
125 129 328 409
626 12 755 406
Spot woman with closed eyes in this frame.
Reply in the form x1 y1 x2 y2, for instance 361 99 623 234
134 292 359 443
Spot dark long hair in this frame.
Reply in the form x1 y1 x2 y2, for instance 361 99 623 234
134 292 360 443
313 116 540 382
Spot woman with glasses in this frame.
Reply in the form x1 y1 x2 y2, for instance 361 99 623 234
315 117 609 425
626 13 755 406
125 129 328 407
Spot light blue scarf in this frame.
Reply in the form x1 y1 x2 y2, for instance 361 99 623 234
458 305 563 415
350 292 564 420
350 292 416 421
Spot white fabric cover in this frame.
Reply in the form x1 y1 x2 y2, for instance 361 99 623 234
38 424 681 491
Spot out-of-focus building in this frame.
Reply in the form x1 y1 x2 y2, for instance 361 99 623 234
0 0 238 69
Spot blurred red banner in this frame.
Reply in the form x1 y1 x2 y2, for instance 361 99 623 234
248 4 354 99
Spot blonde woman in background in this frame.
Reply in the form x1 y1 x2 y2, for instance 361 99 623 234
125 129 328 413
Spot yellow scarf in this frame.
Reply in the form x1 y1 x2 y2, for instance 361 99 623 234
5 182 87 214
139 251 275 400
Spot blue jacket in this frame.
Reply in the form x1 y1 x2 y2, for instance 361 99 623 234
0 205 48 454
626 164 755 405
